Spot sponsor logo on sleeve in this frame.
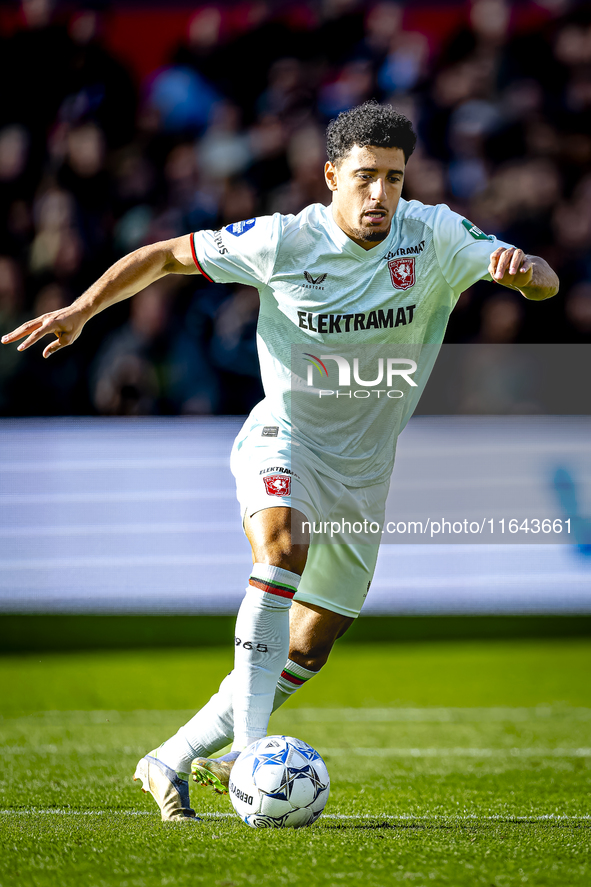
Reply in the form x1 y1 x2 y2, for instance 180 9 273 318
261 426 279 437
388 257 415 290
263 474 291 497
226 218 256 236
213 229 228 254
462 219 494 241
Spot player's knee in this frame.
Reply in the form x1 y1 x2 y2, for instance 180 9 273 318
288 644 332 672
246 508 309 575
289 617 353 671
250 522 308 573
255 540 308 575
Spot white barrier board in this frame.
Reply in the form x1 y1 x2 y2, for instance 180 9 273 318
0 417 589 614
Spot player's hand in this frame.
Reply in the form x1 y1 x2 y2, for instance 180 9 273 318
1 304 89 358
488 247 533 291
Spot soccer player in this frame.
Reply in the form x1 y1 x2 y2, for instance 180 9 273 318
2 102 559 822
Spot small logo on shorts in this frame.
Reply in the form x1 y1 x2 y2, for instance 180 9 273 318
263 474 291 497
262 426 279 437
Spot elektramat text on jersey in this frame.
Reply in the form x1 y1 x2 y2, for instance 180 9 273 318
297 306 415 333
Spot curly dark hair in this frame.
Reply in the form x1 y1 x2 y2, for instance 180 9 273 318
326 101 417 164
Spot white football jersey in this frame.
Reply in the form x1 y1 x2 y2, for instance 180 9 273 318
193 200 514 485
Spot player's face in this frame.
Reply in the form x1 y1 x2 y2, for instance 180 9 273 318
325 145 406 250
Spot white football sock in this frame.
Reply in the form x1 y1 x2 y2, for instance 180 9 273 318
274 658 319 705
154 658 320 775
231 563 300 751
152 672 234 778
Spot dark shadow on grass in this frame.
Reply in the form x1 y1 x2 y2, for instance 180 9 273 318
325 822 429 831
323 820 591 831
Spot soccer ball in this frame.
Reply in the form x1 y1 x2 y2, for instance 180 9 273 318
229 735 330 828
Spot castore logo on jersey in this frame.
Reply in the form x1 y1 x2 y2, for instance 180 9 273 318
302 271 328 290
304 272 328 285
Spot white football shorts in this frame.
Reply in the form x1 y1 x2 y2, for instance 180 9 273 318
230 417 389 619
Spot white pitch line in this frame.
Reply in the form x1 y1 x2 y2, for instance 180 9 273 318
323 747 591 758
293 706 591 722
4 706 590 722
0 810 589 822
3 746 590 758
322 813 591 822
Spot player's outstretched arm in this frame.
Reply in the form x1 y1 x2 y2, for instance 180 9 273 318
488 247 559 301
1 235 200 358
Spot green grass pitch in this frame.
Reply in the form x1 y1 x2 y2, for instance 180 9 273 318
1 638 590 887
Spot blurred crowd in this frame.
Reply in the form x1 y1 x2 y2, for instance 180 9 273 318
0 0 590 416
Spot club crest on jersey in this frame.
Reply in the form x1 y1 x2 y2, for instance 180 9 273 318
226 218 256 236
388 257 415 290
263 474 291 497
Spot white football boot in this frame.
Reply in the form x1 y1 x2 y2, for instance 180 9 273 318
134 754 200 822
191 751 240 795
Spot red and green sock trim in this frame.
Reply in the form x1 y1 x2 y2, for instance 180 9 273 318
277 658 318 694
249 564 300 601
280 667 307 686
249 576 297 599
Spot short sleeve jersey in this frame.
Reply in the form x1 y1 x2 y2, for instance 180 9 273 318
193 200 514 486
